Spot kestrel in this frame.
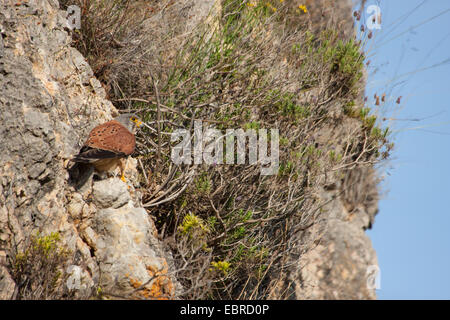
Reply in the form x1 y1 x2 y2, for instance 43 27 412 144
72 113 142 182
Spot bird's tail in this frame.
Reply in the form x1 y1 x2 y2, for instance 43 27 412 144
67 161 93 189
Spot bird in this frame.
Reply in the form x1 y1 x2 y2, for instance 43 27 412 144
71 113 142 183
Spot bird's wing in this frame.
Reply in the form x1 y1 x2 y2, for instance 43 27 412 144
72 145 126 163
72 120 136 163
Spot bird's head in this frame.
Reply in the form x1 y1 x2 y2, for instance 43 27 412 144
115 113 143 133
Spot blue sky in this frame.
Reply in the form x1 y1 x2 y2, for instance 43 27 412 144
358 0 450 299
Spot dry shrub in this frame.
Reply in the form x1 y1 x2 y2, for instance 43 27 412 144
58 0 158 93
6 232 76 300
64 0 390 299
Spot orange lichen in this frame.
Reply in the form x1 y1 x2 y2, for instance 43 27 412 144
145 261 174 300
127 261 174 300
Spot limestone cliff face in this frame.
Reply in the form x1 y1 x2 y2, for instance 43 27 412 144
0 0 177 299
0 0 379 300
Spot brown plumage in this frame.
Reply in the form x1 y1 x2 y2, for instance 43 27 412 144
84 120 136 156
72 114 142 182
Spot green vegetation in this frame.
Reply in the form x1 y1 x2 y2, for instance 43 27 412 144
210 260 231 275
8 232 73 300
195 172 212 195
179 213 210 238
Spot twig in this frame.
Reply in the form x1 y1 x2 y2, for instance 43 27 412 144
151 75 162 171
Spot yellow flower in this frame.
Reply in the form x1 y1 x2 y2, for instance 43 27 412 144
298 4 308 13
247 2 256 7
279 0 284 3
265 2 277 12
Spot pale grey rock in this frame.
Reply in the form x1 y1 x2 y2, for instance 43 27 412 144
94 207 175 299
28 162 47 179
89 78 106 99
66 265 83 290
67 193 85 219
66 265 94 296
92 178 131 209
80 226 98 251
0 266 14 300
0 250 14 299
24 109 52 137
292 202 378 299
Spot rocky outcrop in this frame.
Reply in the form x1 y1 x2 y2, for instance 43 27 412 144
269 166 379 299
0 0 177 299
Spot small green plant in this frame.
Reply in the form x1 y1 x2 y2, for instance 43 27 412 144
326 38 364 91
210 261 231 276
244 121 261 130
278 160 295 177
195 172 211 195
343 104 359 118
329 150 343 163
363 115 377 130
178 213 210 238
277 93 310 119
279 136 289 146
359 107 371 119
9 232 73 300
96 286 103 297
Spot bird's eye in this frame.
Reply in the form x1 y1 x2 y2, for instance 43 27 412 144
131 117 136 122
